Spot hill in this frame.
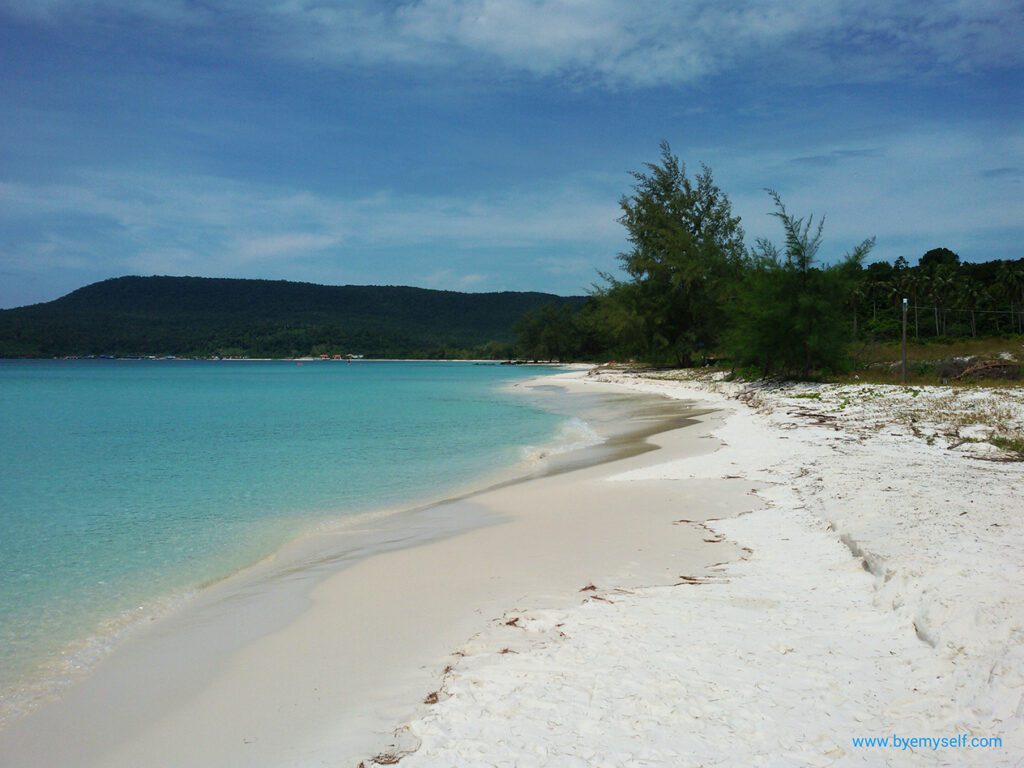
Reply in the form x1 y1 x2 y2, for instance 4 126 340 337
0 276 587 358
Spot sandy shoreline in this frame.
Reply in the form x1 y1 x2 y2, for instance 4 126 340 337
388 370 1023 767
4 368 1020 767
0 371 741 767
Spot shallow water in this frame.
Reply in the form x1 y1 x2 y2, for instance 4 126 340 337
0 360 569 717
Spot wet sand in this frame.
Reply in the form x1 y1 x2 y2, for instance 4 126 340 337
0 374 747 768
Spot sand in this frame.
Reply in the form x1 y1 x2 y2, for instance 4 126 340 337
5 368 1020 767
386 370 1023 767
0 376 746 767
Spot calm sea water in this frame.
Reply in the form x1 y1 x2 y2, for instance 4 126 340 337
0 360 569 714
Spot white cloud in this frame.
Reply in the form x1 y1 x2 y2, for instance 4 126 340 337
716 124 1024 264
421 269 489 290
232 233 343 261
250 0 1024 85
0 171 623 282
3 117 1020 288
3 0 1020 87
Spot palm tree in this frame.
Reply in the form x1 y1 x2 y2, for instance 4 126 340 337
998 263 1024 334
983 285 1004 334
958 279 983 338
873 278 901 324
927 268 956 336
919 272 936 336
849 282 866 337
866 279 882 322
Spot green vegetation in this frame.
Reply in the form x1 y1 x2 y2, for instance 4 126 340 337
724 191 872 376
5 144 1022 375
991 435 1024 457
854 336 1024 365
0 277 585 359
837 338 1024 386
593 142 745 367
516 144 1024 380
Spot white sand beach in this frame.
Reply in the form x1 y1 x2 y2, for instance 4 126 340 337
0 377 738 767
372 370 1024 767
1 369 1021 767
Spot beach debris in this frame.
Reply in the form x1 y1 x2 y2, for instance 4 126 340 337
674 575 707 586
423 691 439 705
948 358 1020 381
498 647 518 654
579 583 598 592
366 752 401 766
504 616 521 627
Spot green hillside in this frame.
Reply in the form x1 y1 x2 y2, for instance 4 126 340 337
0 276 587 359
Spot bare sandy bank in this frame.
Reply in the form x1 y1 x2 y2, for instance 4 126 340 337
384 370 1023 767
0 373 752 767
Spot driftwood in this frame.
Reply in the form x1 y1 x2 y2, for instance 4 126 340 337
954 359 1020 381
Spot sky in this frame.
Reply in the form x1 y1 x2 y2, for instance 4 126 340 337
1 1 1022 308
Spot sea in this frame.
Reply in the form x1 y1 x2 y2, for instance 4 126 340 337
0 359 581 722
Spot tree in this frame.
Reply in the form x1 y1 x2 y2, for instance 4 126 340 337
724 191 874 376
602 142 745 366
957 279 983 337
919 247 960 270
924 267 957 336
849 281 865 337
997 262 1024 334
514 303 582 361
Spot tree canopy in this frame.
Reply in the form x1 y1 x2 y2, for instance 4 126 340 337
595 142 744 366
723 191 873 376
0 277 585 359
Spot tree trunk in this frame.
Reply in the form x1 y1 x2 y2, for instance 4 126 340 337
971 310 976 337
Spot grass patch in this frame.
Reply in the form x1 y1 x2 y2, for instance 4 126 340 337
836 336 1024 387
852 336 1024 365
832 370 1024 388
991 435 1024 457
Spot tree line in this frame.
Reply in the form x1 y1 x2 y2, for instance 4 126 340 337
0 277 584 359
515 143 1023 375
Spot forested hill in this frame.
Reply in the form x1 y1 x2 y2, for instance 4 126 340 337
0 276 587 358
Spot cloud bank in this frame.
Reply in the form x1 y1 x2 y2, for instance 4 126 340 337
3 0 1021 87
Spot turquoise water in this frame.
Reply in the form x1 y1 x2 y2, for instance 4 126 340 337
0 360 567 710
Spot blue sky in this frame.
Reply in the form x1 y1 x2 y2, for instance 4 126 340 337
1 1 1021 307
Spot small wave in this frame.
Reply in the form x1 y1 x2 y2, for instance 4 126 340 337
520 416 603 464
0 588 197 728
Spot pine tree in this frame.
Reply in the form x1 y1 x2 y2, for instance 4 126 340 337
599 142 745 366
724 191 874 377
